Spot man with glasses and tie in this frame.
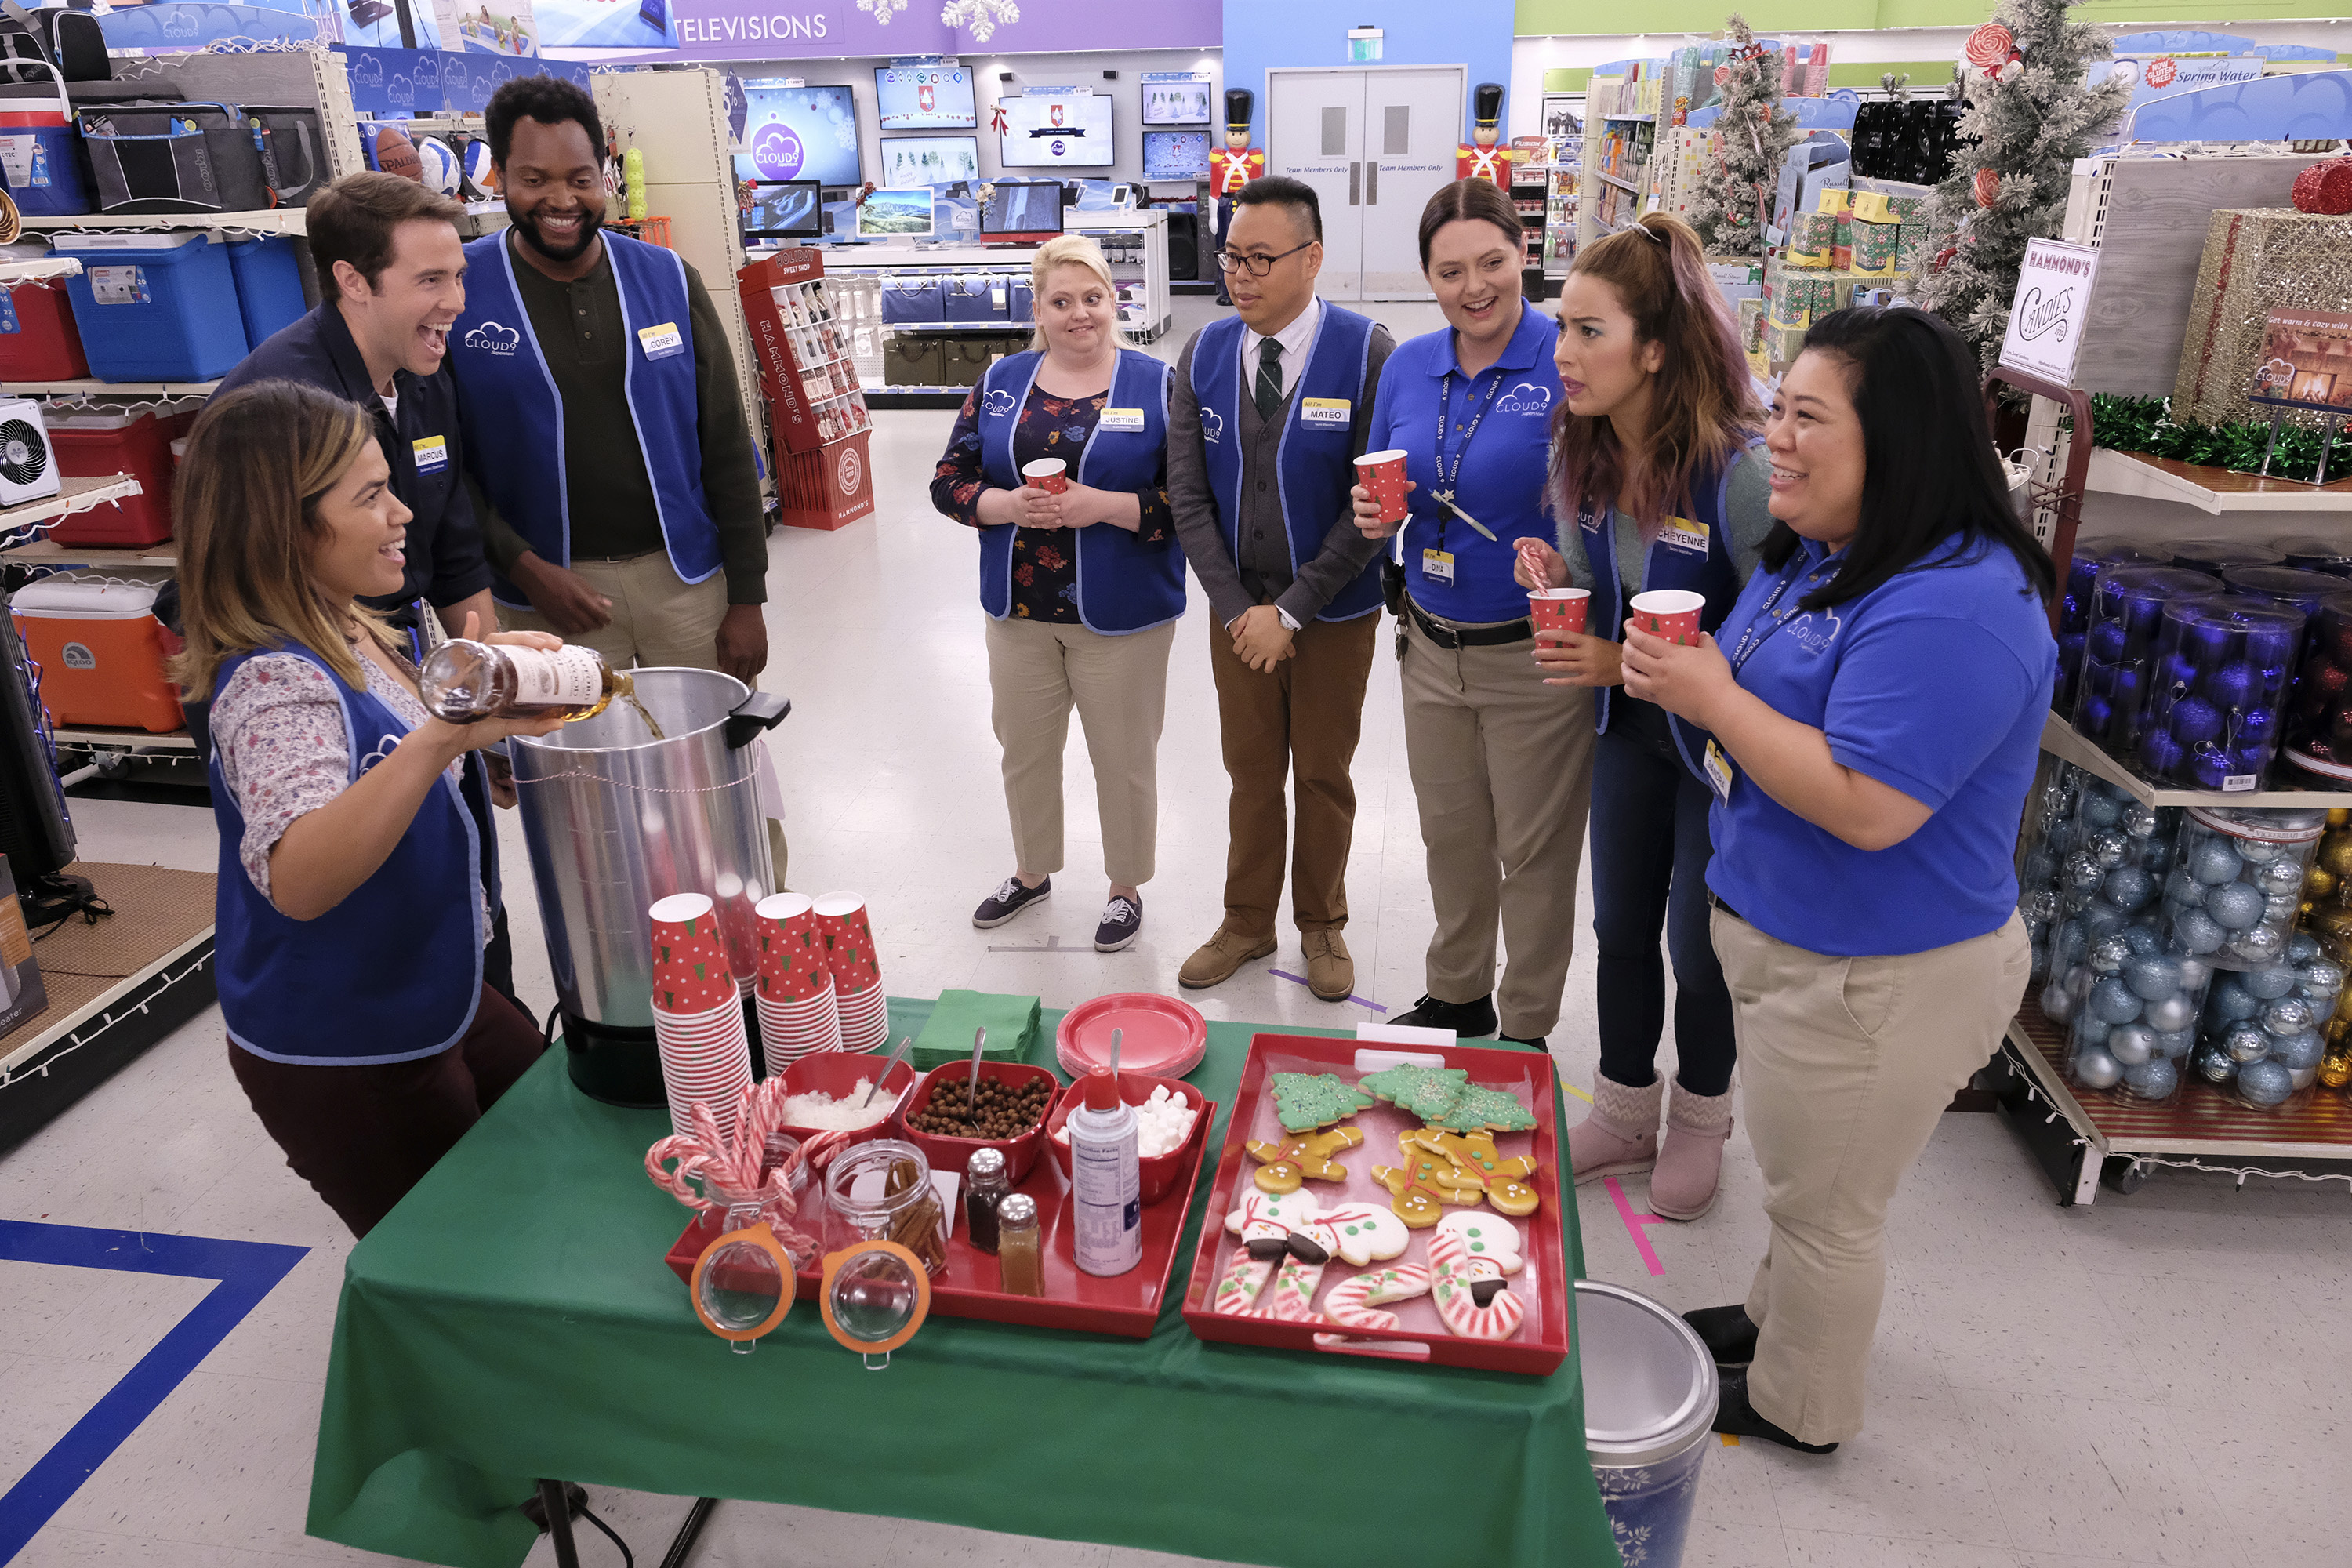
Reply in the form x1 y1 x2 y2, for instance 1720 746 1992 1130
1167 176 1394 1002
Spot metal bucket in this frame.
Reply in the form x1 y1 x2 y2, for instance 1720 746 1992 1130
1577 1280 1720 1568
509 668 789 1105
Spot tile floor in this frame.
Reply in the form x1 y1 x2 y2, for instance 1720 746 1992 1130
3 294 2347 1568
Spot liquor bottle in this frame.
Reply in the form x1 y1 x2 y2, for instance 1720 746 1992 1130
419 639 632 724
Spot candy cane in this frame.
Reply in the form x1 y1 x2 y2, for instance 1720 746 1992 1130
1431 1221 1524 1341
1212 1246 1274 1316
1320 1265 1432 1332
1259 1257 1326 1322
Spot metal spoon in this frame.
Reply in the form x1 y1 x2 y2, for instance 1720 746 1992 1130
861 1034 914 1107
966 1025 987 1117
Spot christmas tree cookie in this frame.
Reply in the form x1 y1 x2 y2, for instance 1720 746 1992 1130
1426 1083 1538 1134
1269 1072 1375 1133
1356 1063 1469 1121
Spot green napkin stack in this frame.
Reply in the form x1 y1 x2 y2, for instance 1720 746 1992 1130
910 990 1045 1072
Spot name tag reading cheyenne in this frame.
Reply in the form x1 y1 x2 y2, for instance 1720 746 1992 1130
411 434 449 474
1661 517 1711 554
1098 407 1145 434
637 321 687 361
1300 397 1351 428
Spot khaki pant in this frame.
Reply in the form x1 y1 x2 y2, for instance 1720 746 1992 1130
1209 608 1380 938
1714 909 2030 1445
1399 608 1597 1040
986 615 1177 887
501 550 786 887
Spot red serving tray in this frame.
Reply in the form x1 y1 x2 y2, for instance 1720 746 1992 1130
665 1092 1218 1339
1178 1034 1570 1376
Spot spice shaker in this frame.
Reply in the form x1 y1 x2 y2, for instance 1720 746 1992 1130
996 1192 1044 1296
965 1147 1011 1254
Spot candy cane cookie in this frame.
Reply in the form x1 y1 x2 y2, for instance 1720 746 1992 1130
1212 1246 1275 1316
1320 1264 1433 1331
1430 1211 1526 1340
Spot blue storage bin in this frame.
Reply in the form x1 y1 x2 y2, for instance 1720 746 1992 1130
880 275 945 325
0 62 93 217
52 231 249 382
227 237 307 347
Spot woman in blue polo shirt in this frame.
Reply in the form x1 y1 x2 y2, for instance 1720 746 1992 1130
1352 179 1588 1049
1621 307 2054 1455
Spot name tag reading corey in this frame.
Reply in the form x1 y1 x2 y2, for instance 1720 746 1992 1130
637 321 686 361
1299 397 1351 428
411 434 448 474
1661 517 1710 554
1098 407 1145 434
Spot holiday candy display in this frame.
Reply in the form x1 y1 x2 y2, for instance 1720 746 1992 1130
2133 594 2304 789
645 1080 846 1269
2187 931 2342 1109
2161 807 2327 972
2056 543 2164 712
2281 595 2352 784
2073 566 2216 760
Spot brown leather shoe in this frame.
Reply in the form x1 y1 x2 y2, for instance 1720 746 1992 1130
1301 928 1354 1001
1178 926 1276 989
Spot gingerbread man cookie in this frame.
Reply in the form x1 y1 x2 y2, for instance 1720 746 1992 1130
1409 1127 1543 1217
1370 1132 1485 1227
1430 1211 1525 1340
1247 1125 1365 1194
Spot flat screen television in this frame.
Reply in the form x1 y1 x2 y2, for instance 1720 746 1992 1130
1000 93 1114 169
879 136 981 188
739 179 823 241
858 185 937 238
739 82 861 187
981 180 1065 243
874 65 978 130
1142 77 1211 125
1142 129 1209 182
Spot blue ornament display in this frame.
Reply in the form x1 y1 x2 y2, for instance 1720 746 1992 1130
2078 793 2122 830
2241 964 2299 1000
2139 730 2187 778
2074 1013 2112 1044
2136 595 2306 787
2173 909 2227 954
2263 996 2314 1034
2236 1058 2295 1105
2124 954 2180 999
2089 978 2143 1024
2188 750 2235 791
2210 978 2259 1018
2075 568 2227 760
2040 979 2077 1023
2107 1023 2155 1065
2201 661 2260 710
2270 1030 2325 1072
2191 842 2244 884
2224 1022 2272 1062
2194 1044 2238 1083
2288 932 2324 965
2205 881 2267 929
2168 695 2223 746
2122 1058 2179 1100
2121 925 2163 957
2144 993 2199 1033
2152 1028 2196 1058
2078 695 2114 735
2066 852 2105 892
2086 621 2127 663
2072 1046 2124 1090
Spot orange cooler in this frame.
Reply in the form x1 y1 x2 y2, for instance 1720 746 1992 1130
45 408 174 546
8 575 184 733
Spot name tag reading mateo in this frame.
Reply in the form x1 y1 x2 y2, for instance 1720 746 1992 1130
1660 516 1709 555
1098 408 1146 434
1299 397 1351 428
637 321 687 361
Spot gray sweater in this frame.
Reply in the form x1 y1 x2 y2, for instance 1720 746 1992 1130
1167 315 1396 628
1555 446 1779 606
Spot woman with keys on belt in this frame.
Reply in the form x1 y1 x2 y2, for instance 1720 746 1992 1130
1352 178 1592 1051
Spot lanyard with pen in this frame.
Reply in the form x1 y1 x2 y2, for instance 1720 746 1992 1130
1416 369 1504 547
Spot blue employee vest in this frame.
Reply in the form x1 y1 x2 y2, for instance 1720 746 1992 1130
975 348 1184 634
209 644 484 1065
450 232 719 609
1579 439 1764 780
1192 305 1385 622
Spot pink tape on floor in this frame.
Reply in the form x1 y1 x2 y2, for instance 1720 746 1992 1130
1602 1175 1667 1277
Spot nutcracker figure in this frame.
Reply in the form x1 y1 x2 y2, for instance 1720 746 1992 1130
1457 82 1515 187
1207 86 1265 305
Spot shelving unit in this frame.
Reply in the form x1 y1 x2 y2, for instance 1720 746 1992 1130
3 379 220 398
2084 447 2352 514
0 476 147 548
51 724 196 753
24 209 307 237
2039 713 2350 810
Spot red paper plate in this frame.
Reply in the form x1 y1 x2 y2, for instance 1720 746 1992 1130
1055 992 1207 1080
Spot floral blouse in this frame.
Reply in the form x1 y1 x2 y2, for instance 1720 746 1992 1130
929 384 1175 623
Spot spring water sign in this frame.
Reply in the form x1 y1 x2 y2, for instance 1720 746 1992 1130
1999 238 2101 386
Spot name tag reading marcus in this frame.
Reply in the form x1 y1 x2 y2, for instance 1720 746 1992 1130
1098 408 1145 434
637 321 686 361
1300 397 1351 428
1660 517 1711 554
411 434 448 474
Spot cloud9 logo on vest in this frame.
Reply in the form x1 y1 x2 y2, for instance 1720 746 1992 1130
464 322 521 356
1199 407 1225 444
1496 382 1553 416
982 388 1017 417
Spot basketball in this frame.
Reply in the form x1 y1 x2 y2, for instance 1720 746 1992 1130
369 124 423 183
415 136 460 197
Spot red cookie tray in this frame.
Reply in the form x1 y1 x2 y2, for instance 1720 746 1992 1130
665 1091 1218 1338
1178 1034 1570 1376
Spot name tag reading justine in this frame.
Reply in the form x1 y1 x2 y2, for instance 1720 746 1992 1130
1299 397 1351 428
1098 408 1146 434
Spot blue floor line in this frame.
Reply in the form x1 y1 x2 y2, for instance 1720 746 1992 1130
0 1221 307 1564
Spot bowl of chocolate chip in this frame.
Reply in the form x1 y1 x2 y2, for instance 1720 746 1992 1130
893 1060 1059 1182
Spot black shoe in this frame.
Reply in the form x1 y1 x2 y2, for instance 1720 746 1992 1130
1711 1367 1838 1454
1685 1303 1759 1367
1095 893 1143 953
973 875 1051 928
1498 1033 1548 1051
1390 993 1498 1037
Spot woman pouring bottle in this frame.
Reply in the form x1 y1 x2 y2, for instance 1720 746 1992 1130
172 379 566 1238
1352 178 1592 1050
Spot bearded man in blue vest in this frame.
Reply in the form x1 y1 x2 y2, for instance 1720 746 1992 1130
449 77 784 871
1168 176 1393 1002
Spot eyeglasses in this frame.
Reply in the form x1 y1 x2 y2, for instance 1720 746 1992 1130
1216 241 1315 278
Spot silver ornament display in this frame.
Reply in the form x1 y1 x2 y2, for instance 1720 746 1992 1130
2022 887 2060 924
2123 1058 2180 1100
2292 1065 2319 1091
2225 1022 2272 1062
2230 924 2287 964
2082 900 2127 936
2234 836 2285 866
2107 1023 2156 1065
2264 893 2301 924
2194 1044 2239 1083
2163 869 2201 910
2055 923 2091 969
2123 804 2161 837
2143 993 2198 1033
2258 855 2307 894
2263 996 2314 1035
2090 978 2144 1025
2287 931 2323 966
2174 956 2212 993
2089 831 2130 869
2172 909 2227 954
2236 1058 2294 1105
2023 848 2059 887
2040 979 2078 1023
2205 880 2267 930
2103 867 2156 911
2141 839 2173 877
2270 1029 2325 1071
2190 841 2245 884
2089 936 2132 975
2300 960 2345 996
2064 851 2105 892
2075 1013 2113 1045
2080 793 2123 830
2072 1046 2124 1089
2152 1028 2195 1059
2125 955 2182 1000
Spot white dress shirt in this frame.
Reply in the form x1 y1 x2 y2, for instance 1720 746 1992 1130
1245 295 1322 404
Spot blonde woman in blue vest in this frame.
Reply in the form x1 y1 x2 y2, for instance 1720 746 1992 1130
1517 212 1774 1221
931 235 1183 953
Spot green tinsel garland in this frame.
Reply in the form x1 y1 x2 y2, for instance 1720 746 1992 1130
2078 394 2352 487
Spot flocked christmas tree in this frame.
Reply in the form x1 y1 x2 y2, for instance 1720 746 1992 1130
1687 16 1801 258
1912 0 2129 371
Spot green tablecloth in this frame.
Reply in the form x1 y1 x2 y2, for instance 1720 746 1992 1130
307 1002 1617 1568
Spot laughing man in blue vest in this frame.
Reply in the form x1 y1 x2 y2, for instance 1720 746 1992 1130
1167 176 1393 1004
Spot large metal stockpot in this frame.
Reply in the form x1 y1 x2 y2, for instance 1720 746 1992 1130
510 668 789 1105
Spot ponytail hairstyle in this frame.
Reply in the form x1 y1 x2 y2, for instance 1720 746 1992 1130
1546 212 1760 537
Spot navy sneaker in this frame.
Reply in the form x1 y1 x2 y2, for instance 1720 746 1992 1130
973 875 1051 929
1094 894 1143 953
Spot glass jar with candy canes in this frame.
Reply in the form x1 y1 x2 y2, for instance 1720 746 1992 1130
2187 929 2343 1111
2071 566 2219 764
2134 595 2305 790
2161 807 2328 974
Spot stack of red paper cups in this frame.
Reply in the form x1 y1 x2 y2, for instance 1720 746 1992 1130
649 892 755 1140
814 891 888 1051
751 892 843 1065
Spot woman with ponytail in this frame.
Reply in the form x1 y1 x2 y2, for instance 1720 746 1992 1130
1515 212 1773 1220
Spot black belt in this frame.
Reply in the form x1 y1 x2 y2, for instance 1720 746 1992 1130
1710 892 1745 924
1403 594 1531 650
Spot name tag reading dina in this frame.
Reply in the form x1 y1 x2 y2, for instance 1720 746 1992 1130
1660 517 1711 554
1299 397 1351 428
411 434 449 474
1098 408 1146 434
637 321 687 361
